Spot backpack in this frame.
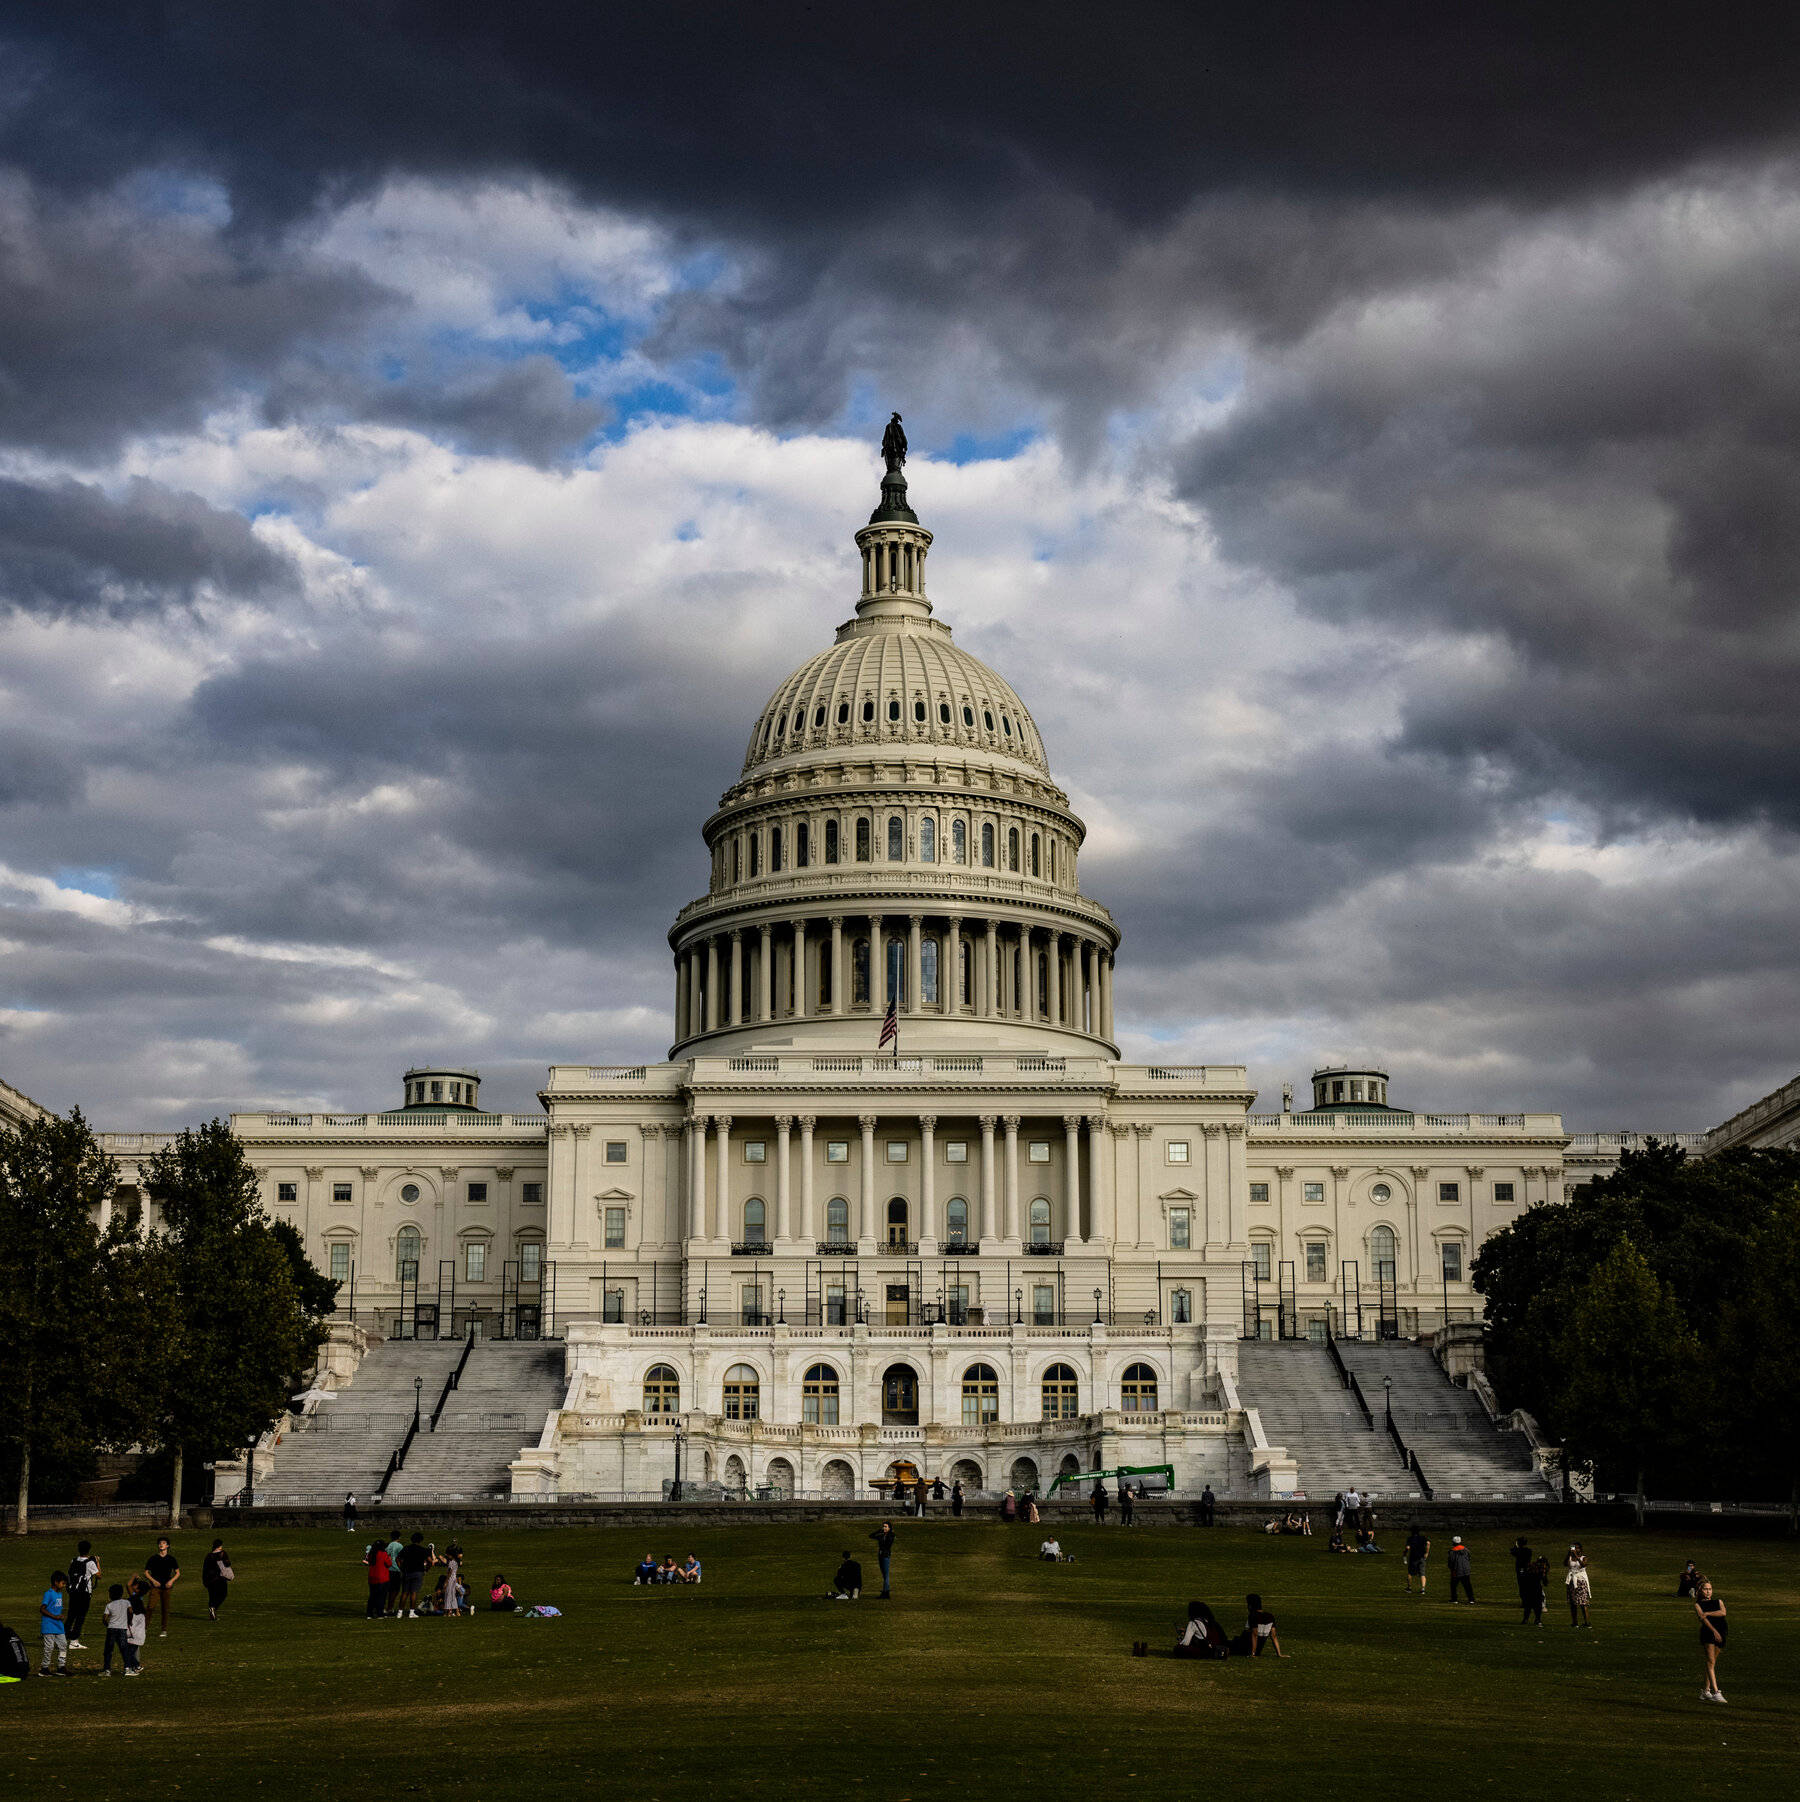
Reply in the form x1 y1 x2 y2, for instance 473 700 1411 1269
0 1624 29 1681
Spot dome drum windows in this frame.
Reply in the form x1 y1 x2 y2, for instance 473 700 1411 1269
919 816 936 863
887 814 904 861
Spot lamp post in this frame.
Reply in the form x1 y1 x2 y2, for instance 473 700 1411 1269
855 1286 865 1325
413 1374 422 1434
777 1287 786 1325
1093 1286 1103 1324
698 1281 707 1326
1383 1374 1393 1428
1014 1287 1022 1324
671 1424 685 1503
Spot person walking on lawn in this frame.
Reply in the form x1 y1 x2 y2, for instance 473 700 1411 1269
143 1538 180 1636
870 1521 896 1598
1447 1535 1474 1605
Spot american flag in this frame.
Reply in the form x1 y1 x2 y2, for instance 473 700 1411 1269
878 997 899 1052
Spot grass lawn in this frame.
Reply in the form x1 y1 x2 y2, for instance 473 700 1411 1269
2 1521 1795 1801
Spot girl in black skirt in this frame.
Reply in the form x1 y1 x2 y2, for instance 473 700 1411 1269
1695 1578 1728 1703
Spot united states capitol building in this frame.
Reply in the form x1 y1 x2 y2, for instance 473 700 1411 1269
28 434 1798 1504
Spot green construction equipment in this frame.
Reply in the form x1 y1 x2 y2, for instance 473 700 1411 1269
1043 1463 1174 1498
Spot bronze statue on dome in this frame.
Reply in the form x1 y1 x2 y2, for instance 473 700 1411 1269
882 411 907 471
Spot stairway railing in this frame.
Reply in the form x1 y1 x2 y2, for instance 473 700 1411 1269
430 1323 477 1431
1324 1322 1377 1427
1382 1407 1434 1499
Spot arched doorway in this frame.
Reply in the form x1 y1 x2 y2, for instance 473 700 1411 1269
949 1457 983 1491
882 1362 919 1425
723 1454 747 1495
1009 1456 1039 1495
1058 1452 1081 1479
886 1196 909 1249
766 1457 795 1499
821 1459 856 1498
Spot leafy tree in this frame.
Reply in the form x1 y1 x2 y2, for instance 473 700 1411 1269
141 1120 329 1522
1719 1194 1800 1526
0 1109 120 1531
1552 1237 1704 1522
270 1216 342 1322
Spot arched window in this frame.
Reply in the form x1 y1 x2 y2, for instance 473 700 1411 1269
1371 1224 1398 1281
961 1362 1000 1426
742 1198 766 1246
769 826 783 872
396 1224 422 1282
796 822 810 867
980 822 995 867
952 818 967 864
826 1198 850 1246
824 819 840 864
722 1364 759 1421
862 698 875 723
921 936 940 1006
920 816 936 862
1007 826 1020 871
887 1196 909 1248
855 817 871 862
1041 1362 1079 1421
1121 1362 1159 1412
814 705 826 729
793 708 804 734
887 814 904 860
852 937 871 1005
939 700 951 723
643 1364 680 1414
1028 1198 1051 1244
1030 832 1040 876
1037 952 1049 1015
983 708 995 730
945 1198 969 1246
883 1363 919 1423
802 1363 840 1425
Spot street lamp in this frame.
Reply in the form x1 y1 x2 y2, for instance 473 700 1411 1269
1093 1286 1103 1324
1383 1374 1393 1428
1014 1287 1022 1324
671 1423 685 1503
698 1281 707 1326
777 1287 786 1325
413 1374 423 1433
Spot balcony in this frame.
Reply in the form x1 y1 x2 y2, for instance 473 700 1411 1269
1023 1240 1064 1256
816 1240 856 1257
730 1241 773 1257
881 1239 919 1256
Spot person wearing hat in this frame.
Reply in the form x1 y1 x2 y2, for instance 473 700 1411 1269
1447 1534 1474 1604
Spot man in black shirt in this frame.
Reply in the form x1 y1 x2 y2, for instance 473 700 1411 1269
65 1541 100 1647
1199 1483 1216 1527
1446 1535 1474 1605
398 1532 431 1617
143 1539 180 1636
869 1522 895 1598
1511 1537 1534 1611
829 1553 862 1600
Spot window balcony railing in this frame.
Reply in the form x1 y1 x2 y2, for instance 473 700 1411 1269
730 1241 772 1257
942 1240 980 1255
1024 1240 1064 1255
816 1239 855 1256
882 1239 919 1256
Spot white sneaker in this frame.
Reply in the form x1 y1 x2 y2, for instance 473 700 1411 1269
1713 1691 1727 1704
159 1630 167 1638
125 1668 141 1677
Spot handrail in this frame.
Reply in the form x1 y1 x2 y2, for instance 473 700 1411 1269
430 1325 477 1431
1325 1331 1378 1427
1382 1408 1435 1499
375 1413 419 1501
1345 1370 1376 1429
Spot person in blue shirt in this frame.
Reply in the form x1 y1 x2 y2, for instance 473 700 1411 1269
679 1555 701 1584
633 1554 659 1585
40 1571 69 1675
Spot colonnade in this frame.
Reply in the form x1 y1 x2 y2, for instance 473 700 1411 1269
674 913 1115 1043
675 1110 1116 1252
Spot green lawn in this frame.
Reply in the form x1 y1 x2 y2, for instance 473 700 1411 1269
2 1522 1794 1801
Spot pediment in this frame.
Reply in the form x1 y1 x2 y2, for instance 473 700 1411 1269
1158 1186 1200 1202
594 1186 636 1202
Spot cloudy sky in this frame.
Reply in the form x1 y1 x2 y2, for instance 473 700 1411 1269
2 4 1798 1130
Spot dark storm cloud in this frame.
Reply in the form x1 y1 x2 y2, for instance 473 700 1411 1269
0 474 298 617
0 728 81 805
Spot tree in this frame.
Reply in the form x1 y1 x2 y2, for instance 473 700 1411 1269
0 1109 120 1532
141 1121 329 1523
1552 1237 1704 1523
1719 1195 1800 1528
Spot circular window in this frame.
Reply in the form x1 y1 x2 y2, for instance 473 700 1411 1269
1370 1183 1391 1203
401 1183 420 1203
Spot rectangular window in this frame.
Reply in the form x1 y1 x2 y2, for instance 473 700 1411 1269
885 1140 907 1163
331 1181 353 1203
467 1181 488 1202
520 1242 542 1282
465 1242 487 1282
945 1140 968 1163
1251 1243 1272 1281
744 1141 767 1163
1032 1283 1055 1326
1439 1181 1460 1203
521 1181 544 1205
602 1288 624 1324
1441 1241 1464 1283
945 1282 969 1324
1305 1241 1327 1283
1493 1181 1515 1203
1167 1140 1190 1164
1170 1207 1190 1249
1028 1141 1051 1163
1170 1288 1192 1323
1249 1181 1270 1204
605 1141 628 1164
742 1284 765 1325
826 1282 846 1325
329 1243 350 1282
826 1140 849 1163
1303 1181 1325 1203
277 1181 298 1202
605 1207 626 1249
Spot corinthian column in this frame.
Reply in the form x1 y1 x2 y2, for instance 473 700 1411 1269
1099 950 1114 1040
728 931 744 1027
983 919 998 1017
1087 1114 1110 1246
1049 936 1064 1027
793 919 808 1018
918 1114 937 1250
979 1115 997 1245
713 1114 732 1246
946 917 963 1014
705 938 720 1032
829 915 845 1015
1063 1113 1082 1242
758 923 773 1022
1003 1115 1021 1243
857 1114 877 1252
798 1115 816 1244
774 1115 793 1242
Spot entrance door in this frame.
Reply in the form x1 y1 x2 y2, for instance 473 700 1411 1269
885 1283 909 1325
882 1364 919 1424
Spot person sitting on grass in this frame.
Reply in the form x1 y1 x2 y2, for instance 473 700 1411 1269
658 1556 679 1585
489 1576 517 1612
1677 1560 1701 1599
1229 1594 1288 1658
1039 1536 1063 1562
1356 1526 1384 1553
679 1555 702 1584
829 1553 862 1600
1174 1600 1228 1659
1326 1526 1348 1553
634 1553 659 1586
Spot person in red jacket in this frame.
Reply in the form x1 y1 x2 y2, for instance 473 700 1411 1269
364 1542 393 1620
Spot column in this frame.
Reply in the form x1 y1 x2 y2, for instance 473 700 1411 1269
1087 1115 1110 1246
793 919 809 1018
1225 1124 1248 1249
983 919 998 1017
1100 950 1114 1039
1201 1125 1224 1247
713 1114 732 1246
1023 929 1037 1020
1063 1113 1082 1242
684 1116 704 1243
869 913 885 1009
978 1115 998 1245
918 1114 937 1249
688 947 704 1037
1048 934 1064 1027
829 916 845 1016
946 917 963 1014
1003 1115 1021 1243
798 1116 817 1244
1080 941 1093 1034
728 930 744 1027
907 914 923 1013
774 1115 793 1242
758 923 773 1022
857 1114 877 1250
675 956 690 1042
704 938 720 1032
